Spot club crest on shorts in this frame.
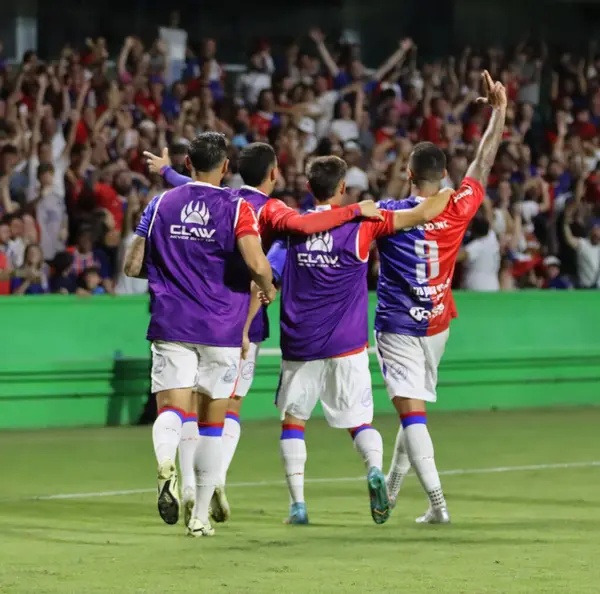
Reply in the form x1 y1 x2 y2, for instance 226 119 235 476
153 352 166 374
180 201 210 225
361 388 373 407
241 361 255 380
388 362 408 380
222 363 238 383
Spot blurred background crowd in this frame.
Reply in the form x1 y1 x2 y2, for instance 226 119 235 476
1 23 599 296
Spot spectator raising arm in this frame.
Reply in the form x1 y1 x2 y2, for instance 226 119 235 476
372 38 413 83
563 204 581 251
309 28 339 77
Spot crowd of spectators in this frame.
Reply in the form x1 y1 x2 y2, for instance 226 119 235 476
0 28 599 296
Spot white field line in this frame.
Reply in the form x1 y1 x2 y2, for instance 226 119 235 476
25 461 600 502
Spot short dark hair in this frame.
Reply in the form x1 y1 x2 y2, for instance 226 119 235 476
188 132 228 172
307 156 348 201
170 142 188 157
238 143 277 187
1 144 18 156
409 142 447 184
38 163 55 178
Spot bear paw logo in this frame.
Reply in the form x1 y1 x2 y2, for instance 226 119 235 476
305 231 333 253
180 201 210 225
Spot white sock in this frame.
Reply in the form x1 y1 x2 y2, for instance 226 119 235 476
280 424 307 505
179 415 199 495
388 425 411 499
403 414 446 509
350 425 383 470
220 412 241 485
193 425 223 524
152 407 183 465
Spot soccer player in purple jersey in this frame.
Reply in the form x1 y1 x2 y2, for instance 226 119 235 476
125 132 275 537
144 143 380 523
248 156 452 525
374 72 508 523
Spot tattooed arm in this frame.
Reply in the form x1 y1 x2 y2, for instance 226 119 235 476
465 70 507 188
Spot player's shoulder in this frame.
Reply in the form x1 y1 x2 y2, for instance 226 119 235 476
451 177 485 203
377 196 421 211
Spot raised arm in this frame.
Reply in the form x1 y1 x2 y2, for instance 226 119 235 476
465 70 507 188
309 28 339 77
144 149 191 187
372 39 413 82
118 37 135 80
562 204 580 251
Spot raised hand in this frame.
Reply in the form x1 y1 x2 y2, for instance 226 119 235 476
475 70 507 110
143 147 170 174
309 28 325 44
400 38 413 52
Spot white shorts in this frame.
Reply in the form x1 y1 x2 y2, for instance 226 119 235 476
235 343 259 398
375 329 449 403
276 349 373 429
151 341 240 399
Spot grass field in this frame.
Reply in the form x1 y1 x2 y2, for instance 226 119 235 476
1 408 600 594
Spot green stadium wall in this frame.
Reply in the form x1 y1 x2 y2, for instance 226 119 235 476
1 292 599 430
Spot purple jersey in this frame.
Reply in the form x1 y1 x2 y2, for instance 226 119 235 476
269 214 370 361
136 182 251 347
376 178 484 337
236 186 270 343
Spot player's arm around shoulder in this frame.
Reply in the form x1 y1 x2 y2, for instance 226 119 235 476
236 199 276 301
389 188 454 232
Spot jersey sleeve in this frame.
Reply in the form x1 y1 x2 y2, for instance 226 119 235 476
264 199 362 235
161 166 191 187
356 212 395 260
450 177 485 222
135 194 161 238
266 239 287 285
235 199 260 239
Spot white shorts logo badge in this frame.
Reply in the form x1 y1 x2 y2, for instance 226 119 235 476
222 363 238 383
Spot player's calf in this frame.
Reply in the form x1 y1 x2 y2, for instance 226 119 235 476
386 425 411 508
393 397 449 523
153 389 194 525
349 424 390 525
280 416 309 525
221 397 243 486
192 396 229 533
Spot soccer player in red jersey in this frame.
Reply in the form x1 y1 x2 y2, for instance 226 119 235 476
374 71 508 523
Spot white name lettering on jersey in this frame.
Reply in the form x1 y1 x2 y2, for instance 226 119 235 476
406 220 450 232
410 279 452 300
453 186 473 203
170 225 216 241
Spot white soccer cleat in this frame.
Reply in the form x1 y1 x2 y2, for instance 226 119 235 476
186 518 215 537
416 506 451 524
157 459 180 525
182 487 195 528
209 485 231 523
